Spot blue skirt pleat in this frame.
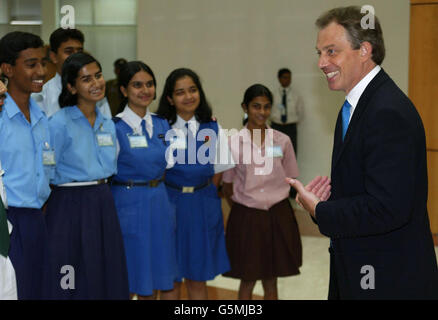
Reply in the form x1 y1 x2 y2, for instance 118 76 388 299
166 184 230 282
45 184 129 300
111 184 178 296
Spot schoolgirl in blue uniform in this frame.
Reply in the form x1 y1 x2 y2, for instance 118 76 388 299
110 61 178 300
45 52 129 299
156 68 232 299
0 32 52 300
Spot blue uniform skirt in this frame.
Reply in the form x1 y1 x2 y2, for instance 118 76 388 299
45 184 129 300
166 183 230 282
7 207 49 300
111 183 178 296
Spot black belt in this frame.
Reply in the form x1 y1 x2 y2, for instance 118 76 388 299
111 177 164 188
165 179 211 193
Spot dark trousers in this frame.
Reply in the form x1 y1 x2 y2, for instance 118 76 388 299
271 122 298 199
7 206 49 300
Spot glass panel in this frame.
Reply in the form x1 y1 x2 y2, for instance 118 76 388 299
94 0 137 25
10 0 41 24
0 0 9 23
78 26 137 81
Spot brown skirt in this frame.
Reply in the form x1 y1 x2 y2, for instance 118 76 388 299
223 199 302 281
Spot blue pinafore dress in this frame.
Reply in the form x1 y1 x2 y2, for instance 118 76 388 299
111 115 178 296
165 120 230 282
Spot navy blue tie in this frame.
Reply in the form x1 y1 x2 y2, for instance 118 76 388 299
140 119 147 136
281 89 287 123
341 100 352 141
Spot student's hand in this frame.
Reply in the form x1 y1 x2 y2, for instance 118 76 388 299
286 177 330 218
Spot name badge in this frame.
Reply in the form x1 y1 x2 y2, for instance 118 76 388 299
171 136 187 150
266 145 283 158
97 133 114 147
128 135 148 148
43 150 56 165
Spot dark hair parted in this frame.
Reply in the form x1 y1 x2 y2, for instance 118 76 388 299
0 31 44 65
315 6 385 65
59 52 102 108
118 61 157 112
241 84 273 125
277 68 291 78
50 27 84 53
242 84 273 107
156 68 212 125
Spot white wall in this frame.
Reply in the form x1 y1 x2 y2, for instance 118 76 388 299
138 0 410 183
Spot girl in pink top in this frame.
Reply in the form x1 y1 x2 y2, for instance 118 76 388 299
222 84 302 300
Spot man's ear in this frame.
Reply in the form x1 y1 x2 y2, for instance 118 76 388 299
67 83 77 95
120 85 128 98
1 63 13 79
49 50 58 65
360 41 373 60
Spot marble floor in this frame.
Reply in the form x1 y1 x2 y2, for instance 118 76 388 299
200 202 438 300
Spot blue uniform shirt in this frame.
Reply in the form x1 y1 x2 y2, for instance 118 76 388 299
49 105 117 185
0 93 52 209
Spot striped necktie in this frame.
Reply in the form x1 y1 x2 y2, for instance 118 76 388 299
342 100 352 141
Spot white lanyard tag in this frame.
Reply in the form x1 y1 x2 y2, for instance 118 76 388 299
266 145 283 158
97 133 114 147
128 134 148 148
42 141 56 165
43 150 56 165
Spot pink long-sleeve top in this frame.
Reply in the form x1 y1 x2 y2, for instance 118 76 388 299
222 126 299 210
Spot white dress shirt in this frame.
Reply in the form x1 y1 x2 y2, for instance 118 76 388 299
270 85 304 124
32 73 112 118
0 160 17 300
115 105 156 158
346 65 382 121
171 115 235 174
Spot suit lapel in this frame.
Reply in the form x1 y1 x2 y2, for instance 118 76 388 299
332 69 390 171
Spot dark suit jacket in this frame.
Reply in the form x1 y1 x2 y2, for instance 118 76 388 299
316 69 438 299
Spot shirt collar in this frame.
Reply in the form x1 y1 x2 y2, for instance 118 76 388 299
4 93 45 125
346 65 381 109
54 73 62 90
117 104 153 137
174 114 199 135
69 105 104 131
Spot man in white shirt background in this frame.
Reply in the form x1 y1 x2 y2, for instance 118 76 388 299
32 27 111 118
270 68 303 158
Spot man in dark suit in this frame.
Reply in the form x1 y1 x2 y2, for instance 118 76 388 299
288 6 438 299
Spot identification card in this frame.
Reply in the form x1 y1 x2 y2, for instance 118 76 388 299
266 145 283 158
97 133 114 147
128 135 148 148
43 150 56 165
171 136 187 150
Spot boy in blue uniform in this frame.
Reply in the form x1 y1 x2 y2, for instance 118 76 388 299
32 27 111 118
0 31 52 299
